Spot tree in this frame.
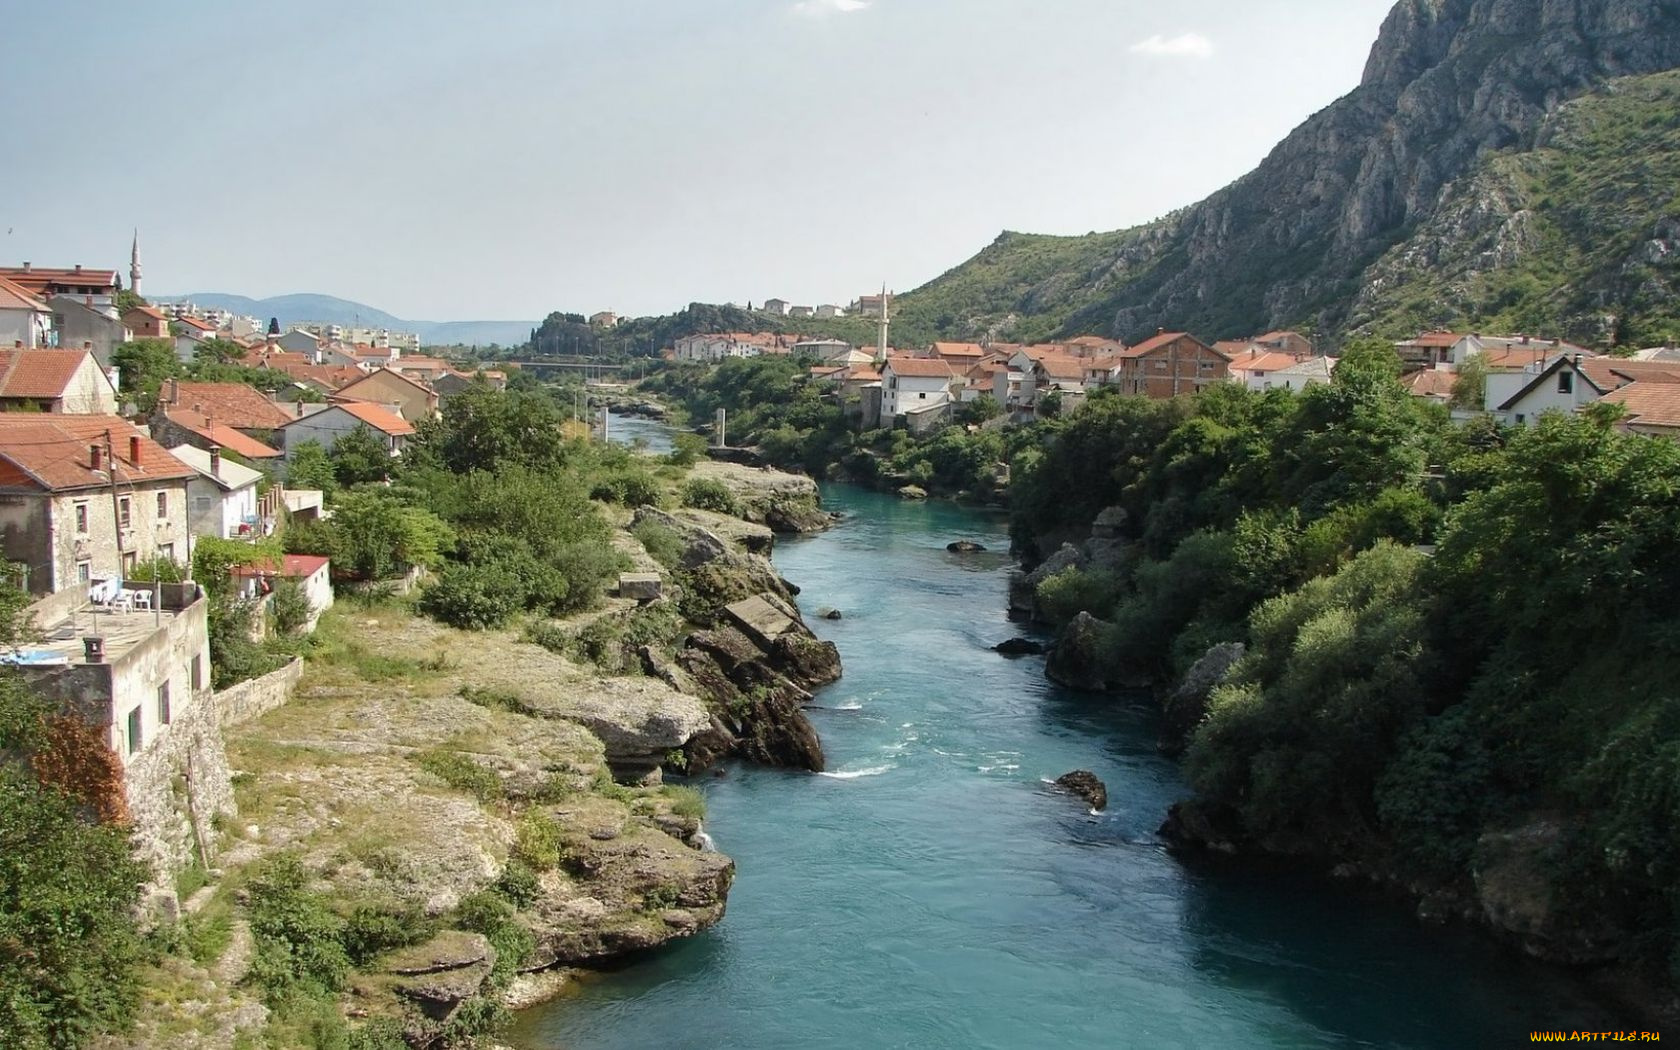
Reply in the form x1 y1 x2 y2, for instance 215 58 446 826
110 338 181 413
329 425 395 487
193 338 248 366
284 440 337 496
296 489 452 581
268 317 281 336
0 587 146 1047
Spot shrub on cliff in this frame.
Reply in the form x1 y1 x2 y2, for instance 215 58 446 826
0 674 145 1048
682 478 739 516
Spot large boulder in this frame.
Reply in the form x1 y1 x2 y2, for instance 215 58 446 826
1160 642 1246 756
1045 612 1114 692
388 931 497 1021
685 461 833 534
1473 819 1628 965
1054 771 1108 812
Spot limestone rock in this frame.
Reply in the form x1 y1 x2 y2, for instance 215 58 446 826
1160 642 1246 756
897 485 928 501
390 932 497 1020
684 461 832 534
1473 818 1628 964
994 637 1045 657
1045 612 1114 692
1054 770 1108 812
947 541 987 553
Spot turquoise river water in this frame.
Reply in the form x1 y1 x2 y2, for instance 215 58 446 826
510 428 1622 1049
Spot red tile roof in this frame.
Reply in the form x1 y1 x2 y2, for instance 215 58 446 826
1125 332 1219 359
1578 358 1680 392
0 266 119 299
930 342 986 359
1037 355 1087 380
885 358 955 380
0 414 197 491
232 554 332 579
1228 349 1301 374
161 407 285 459
1599 382 1680 430
0 349 94 399
0 275 49 312
166 382 293 430
1403 370 1457 399
333 401 414 436
176 316 218 333
1400 331 1465 349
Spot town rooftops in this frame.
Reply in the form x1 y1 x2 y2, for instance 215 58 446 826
167 444 263 491
1599 382 1680 431
1403 369 1458 400
165 381 293 430
0 348 97 399
884 357 955 379
1228 349 1301 374
930 342 986 359
1274 357 1337 382
1037 355 1087 381
0 414 198 492
326 400 415 436
1399 331 1466 349
175 316 219 335
0 275 50 312
1123 331 1219 358
0 265 119 298
160 408 284 459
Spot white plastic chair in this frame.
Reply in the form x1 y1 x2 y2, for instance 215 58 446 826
130 590 153 611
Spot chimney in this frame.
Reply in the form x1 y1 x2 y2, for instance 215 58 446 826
73 264 82 273
20 262 29 271
84 296 92 307
295 400 305 418
167 377 179 405
209 445 221 478
82 340 91 350
89 443 103 471
82 637 105 665
128 435 142 467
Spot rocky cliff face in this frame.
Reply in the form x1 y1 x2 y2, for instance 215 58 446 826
899 0 1680 343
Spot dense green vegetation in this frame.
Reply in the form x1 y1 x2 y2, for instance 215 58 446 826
0 588 147 1049
1011 341 1680 980
644 356 1039 500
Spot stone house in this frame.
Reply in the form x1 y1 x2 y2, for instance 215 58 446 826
1114 332 1230 399
335 367 439 422
0 415 195 594
0 348 118 414
232 553 334 631
121 304 171 341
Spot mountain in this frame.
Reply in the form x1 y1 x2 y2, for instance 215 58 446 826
894 0 1680 349
161 291 537 348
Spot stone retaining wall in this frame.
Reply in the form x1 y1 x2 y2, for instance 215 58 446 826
215 658 304 728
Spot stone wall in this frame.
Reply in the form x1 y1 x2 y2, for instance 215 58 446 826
123 683 236 898
215 658 304 728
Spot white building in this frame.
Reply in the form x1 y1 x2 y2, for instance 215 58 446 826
0 276 55 348
169 444 263 542
881 357 955 419
1271 356 1336 393
761 299 790 316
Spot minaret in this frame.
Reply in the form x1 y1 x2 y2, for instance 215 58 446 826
129 229 143 298
875 282 891 363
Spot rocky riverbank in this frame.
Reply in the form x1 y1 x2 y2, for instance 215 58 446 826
105 464 841 1049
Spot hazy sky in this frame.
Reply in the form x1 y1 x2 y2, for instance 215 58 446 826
9 0 1396 321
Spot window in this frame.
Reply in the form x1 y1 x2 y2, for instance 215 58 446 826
122 551 137 574
1558 372 1574 394
918 392 927 400
191 653 203 692
1516 414 1527 424
118 497 131 529
74 502 89 533
127 707 143 754
76 561 91 583
156 491 168 517
158 543 174 563
158 682 171 726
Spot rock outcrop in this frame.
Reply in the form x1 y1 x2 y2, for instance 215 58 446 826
1473 818 1629 964
685 461 834 534
1044 612 1115 692
1159 642 1246 756
1054 771 1108 812
893 0 1680 344
994 637 1046 657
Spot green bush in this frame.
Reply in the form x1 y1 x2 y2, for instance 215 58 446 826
681 477 738 515
269 577 315 636
664 785 706 820
1034 567 1123 626
245 855 351 1002
667 432 708 467
511 812 565 871
340 903 433 967
419 561 524 630
415 750 503 803
493 861 541 909
632 519 686 569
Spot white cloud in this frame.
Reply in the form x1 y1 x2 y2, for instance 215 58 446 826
1129 32 1214 59
791 0 871 18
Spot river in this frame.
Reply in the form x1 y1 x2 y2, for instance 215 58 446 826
508 482 1623 1049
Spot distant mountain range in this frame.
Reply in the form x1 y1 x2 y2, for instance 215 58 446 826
159 292 537 348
